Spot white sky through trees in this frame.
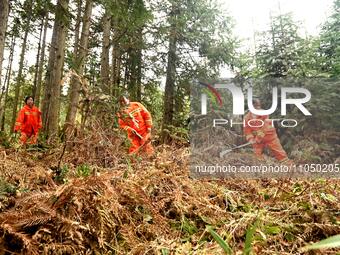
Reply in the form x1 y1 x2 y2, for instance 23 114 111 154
224 0 333 39
2 0 334 84
219 0 334 77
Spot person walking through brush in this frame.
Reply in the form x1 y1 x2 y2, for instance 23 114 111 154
244 99 291 164
14 96 42 145
117 94 154 155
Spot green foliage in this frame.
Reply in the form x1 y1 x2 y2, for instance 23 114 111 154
160 248 170 255
0 178 17 197
0 131 11 148
238 1 339 79
2 0 337 146
169 216 199 242
148 0 236 134
142 83 164 129
319 0 340 77
162 125 188 143
254 13 303 77
243 220 258 255
304 79 340 131
178 0 236 77
54 165 69 184
302 234 340 251
206 219 260 255
206 226 232 254
263 225 281 235
76 164 91 178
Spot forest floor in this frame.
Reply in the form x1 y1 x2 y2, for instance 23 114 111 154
0 132 339 254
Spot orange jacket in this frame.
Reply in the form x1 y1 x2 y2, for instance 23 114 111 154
118 102 152 134
14 105 42 134
243 111 276 141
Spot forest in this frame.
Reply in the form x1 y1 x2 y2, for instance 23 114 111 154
0 0 339 254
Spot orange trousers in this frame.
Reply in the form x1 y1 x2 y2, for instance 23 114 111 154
252 134 288 162
127 131 154 155
20 132 38 145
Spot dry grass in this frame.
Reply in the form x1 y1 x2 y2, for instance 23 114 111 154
0 129 339 254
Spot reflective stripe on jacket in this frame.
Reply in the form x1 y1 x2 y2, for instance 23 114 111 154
243 111 276 141
117 102 152 134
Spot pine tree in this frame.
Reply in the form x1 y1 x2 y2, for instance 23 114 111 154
319 0 340 76
41 0 69 141
65 0 93 133
0 0 9 88
255 13 302 77
10 0 33 131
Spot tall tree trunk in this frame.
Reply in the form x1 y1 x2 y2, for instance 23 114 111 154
115 54 121 92
161 5 178 143
61 0 82 133
73 0 82 59
111 41 118 96
0 30 14 130
111 21 122 98
64 0 93 133
0 0 9 89
127 27 143 101
11 5 31 132
1 33 14 98
124 52 130 90
32 18 44 99
100 10 111 94
128 46 142 101
0 6 9 104
35 12 49 107
136 48 142 101
42 0 69 141
41 19 58 130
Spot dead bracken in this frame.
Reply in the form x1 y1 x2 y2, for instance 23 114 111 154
0 131 339 254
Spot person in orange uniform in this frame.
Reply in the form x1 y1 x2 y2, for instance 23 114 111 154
117 94 154 155
244 99 291 164
14 96 42 145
